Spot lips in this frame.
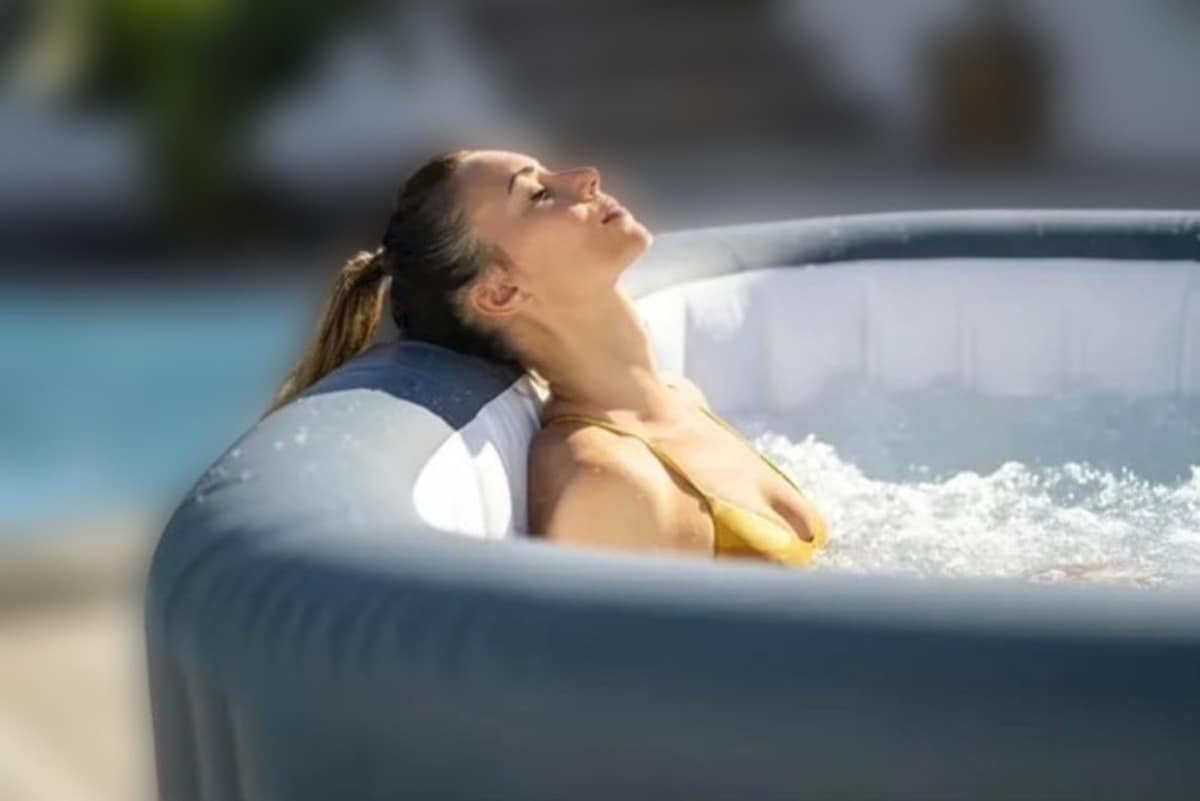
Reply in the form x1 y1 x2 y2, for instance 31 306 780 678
600 201 626 224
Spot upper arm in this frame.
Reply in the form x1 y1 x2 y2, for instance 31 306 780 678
527 429 673 553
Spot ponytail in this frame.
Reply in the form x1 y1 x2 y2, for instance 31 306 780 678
267 149 524 415
267 248 390 414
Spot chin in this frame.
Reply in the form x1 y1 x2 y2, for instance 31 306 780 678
622 215 654 251
614 225 652 268
595 214 653 274
633 220 654 248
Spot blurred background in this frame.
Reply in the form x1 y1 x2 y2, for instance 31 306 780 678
0 0 1198 798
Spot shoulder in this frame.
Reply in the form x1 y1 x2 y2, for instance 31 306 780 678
527 422 673 550
528 419 631 485
528 421 663 512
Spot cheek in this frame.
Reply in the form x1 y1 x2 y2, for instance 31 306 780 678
510 209 619 295
523 208 592 261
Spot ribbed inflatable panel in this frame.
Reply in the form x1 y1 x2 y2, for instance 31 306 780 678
147 211 1200 801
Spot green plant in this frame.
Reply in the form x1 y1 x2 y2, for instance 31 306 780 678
27 0 389 232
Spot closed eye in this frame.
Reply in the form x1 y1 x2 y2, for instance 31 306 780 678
531 187 550 204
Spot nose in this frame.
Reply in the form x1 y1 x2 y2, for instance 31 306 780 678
570 166 600 199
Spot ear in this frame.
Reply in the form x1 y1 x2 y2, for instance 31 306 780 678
467 266 525 318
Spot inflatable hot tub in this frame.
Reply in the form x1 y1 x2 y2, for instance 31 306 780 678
147 211 1200 801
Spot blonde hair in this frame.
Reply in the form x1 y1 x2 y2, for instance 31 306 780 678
268 248 389 413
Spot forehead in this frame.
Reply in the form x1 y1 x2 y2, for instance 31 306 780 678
457 151 540 212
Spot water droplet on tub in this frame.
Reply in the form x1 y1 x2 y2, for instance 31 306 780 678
273 440 284 450
230 448 241 460
293 427 309 446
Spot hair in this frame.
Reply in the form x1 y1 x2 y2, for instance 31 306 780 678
268 149 522 414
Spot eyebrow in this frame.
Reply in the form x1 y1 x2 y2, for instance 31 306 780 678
506 164 538 195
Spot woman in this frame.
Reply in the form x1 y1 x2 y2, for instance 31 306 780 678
272 149 828 566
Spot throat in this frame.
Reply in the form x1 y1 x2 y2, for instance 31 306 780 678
526 289 677 421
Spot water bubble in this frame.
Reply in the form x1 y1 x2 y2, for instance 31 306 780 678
293 427 309 446
230 447 241 460
733 393 1200 590
273 440 284 451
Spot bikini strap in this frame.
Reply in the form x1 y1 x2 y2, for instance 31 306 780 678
542 414 715 506
697 406 810 499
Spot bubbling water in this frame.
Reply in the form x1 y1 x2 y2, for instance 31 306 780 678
731 388 1200 589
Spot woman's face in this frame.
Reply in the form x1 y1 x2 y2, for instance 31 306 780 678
455 150 652 317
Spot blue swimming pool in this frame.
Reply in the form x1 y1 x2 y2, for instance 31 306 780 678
0 279 316 534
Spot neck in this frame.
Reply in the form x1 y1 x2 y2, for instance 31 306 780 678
513 287 676 421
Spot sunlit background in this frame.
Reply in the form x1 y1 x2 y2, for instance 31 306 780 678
1 1 1198 798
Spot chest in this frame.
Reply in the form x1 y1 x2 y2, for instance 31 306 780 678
647 421 802 536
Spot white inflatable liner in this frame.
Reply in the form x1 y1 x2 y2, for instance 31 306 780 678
637 259 1200 413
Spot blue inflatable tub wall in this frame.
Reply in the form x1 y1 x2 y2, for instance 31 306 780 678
147 211 1200 801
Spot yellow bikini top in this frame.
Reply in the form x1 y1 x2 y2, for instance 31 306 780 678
543 405 829 567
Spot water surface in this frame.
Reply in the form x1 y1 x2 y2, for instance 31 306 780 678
734 387 1200 588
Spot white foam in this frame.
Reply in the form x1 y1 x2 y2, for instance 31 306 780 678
732 388 1200 589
